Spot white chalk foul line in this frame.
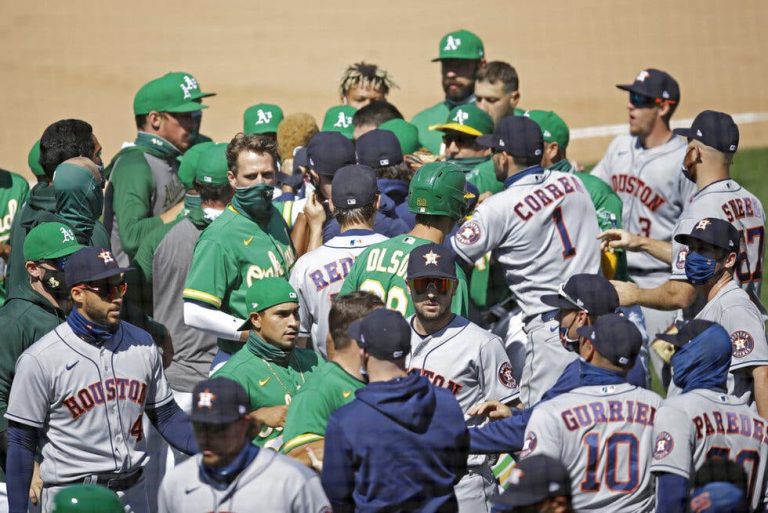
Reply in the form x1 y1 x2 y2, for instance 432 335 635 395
570 112 768 140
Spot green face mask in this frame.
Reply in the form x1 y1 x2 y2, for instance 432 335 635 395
446 156 488 173
233 183 274 222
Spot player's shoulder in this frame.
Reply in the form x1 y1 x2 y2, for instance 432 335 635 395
110 146 153 176
412 101 448 122
115 321 155 347
20 323 67 357
446 315 501 344
162 454 200 487
293 347 323 368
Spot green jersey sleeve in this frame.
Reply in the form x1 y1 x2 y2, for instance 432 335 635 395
183 238 237 308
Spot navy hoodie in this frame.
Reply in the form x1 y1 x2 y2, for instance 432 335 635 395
321 372 469 513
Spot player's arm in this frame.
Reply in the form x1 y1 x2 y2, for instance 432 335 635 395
611 278 696 311
6 421 36 513
146 401 198 455
598 229 673 264
651 404 694 513
450 204 507 267
467 407 533 454
655 474 689 513
289 268 313 349
183 301 248 342
478 336 520 405
320 415 355 513
520 407 560 459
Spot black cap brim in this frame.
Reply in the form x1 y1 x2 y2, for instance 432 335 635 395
615 84 635 93
476 134 495 149
541 293 573 310
576 325 595 339
347 319 364 345
673 127 697 138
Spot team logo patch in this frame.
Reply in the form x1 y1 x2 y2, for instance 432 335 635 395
197 389 216 409
653 431 674 460
520 432 537 458
498 362 517 389
456 221 482 245
695 219 711 231
676 249 688 270
423 250 440 266
731 330 755 358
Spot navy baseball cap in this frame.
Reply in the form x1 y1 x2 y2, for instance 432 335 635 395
491 455 571 509
306 131 356 176
292 146 308 173
65 247 133 288
348 308 411 361
674 217 740 253
406 243 457 280
356 129 404 168
673 110 739 154
477 116 543 160
616 68 680 103
690 482 748 513
576 313 642 368
541 274 619 315
191 378 250 425
332 165 378 209
656 319 719 348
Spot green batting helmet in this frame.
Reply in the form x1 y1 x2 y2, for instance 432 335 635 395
408 161 467 221
51 484 122 513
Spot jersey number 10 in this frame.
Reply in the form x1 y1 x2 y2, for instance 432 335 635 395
580 432 639 493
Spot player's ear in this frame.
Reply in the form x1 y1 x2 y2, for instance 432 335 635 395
579 337 595 361
25 261 42 279
250 312 261 331
724 251 738 270
509 90 521 108
147 111 163 131
70 286 85 305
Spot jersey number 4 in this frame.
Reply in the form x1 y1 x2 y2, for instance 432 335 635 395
580 432 639 492
130 413 144 442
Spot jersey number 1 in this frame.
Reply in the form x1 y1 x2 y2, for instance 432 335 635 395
552 206 576 258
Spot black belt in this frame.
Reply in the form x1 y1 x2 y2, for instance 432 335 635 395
49 467 143 492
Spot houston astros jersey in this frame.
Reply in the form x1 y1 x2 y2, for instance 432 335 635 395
5 321 173 484
289 230 388 357
183 205 295 354
158 449 331 513
281 362 365 454
650 389 768 511
339 234 470 317
591 134 694 285
451 168 601 323
670 179 765 299
522 383 662 513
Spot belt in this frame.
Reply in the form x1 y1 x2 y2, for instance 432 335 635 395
49 467 143 492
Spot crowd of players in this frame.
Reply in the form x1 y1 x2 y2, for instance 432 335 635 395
0 27 764 513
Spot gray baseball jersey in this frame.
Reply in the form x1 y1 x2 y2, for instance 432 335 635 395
5 321 172 484
158 449 331 513
451 169 601 324
522 383 663 513
650 389 768 511
289 231 387 358
592 134 694 286
670 179 765 300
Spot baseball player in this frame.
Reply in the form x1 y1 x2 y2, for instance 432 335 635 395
281 291 384 465
5 247 196 513
339 161 471 317
406 243 517 513
474 61 524 126
183 133 295 372
489 455 573 513
650 320 768 512
158 377 331 513
451 116 601 406
338 62 397 109
243 102 284 138
322 105 357 140
0 164 29 304
50 485 122 513
664 218 768 417
290 165 387 356
591 68 694 341
212 278 322 449
412 29 486 155
521 314 662 512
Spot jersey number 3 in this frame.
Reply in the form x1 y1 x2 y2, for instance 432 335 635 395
580 432 639 492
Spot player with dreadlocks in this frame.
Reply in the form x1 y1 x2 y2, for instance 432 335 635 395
339 62 398 109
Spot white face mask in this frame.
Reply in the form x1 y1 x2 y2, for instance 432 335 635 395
203 207 224 221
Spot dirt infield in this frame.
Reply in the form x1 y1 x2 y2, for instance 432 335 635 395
1 0 766 178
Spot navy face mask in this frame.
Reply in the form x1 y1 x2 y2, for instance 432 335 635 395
684 251 720 285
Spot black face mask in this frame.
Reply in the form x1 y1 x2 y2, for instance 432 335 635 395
41 267 69 300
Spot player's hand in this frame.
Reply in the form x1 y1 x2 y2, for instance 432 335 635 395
158 327 174 369
305 446 323 473
598 229 642 252
29 461 42 505
303 191 326 229
610 280 639 306
477 192 493 204
467 400 512 420
250 405 288 429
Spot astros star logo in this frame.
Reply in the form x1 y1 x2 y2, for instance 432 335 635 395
695 219 711 231
423 250 440 266
197 389 216 409
97 250 114 264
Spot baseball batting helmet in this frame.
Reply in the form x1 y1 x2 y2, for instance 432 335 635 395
407 161 467 221
51 484 122 513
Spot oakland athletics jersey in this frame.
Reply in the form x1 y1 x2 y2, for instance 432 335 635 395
212 345 322 449
650 389 768 511
281 362 365 454
183 204 295 354
591 134 694 285
289 230 388 357
522 383 662 513
158 449 331 513
670 179 765 299
412 99 473 155
5 321 172 484
452 168 601 323
0 169 30 304
339 234 470 317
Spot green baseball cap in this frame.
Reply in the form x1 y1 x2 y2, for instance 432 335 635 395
322 105 357 139
133 73 210 115
28 139 45 177
431 104 493 137
51 484 122 513
238 278 299 330
196 143 230 186
177 141 215 189
244 103 284 135
23 222 84 261
524 110 570 150
432 29 484 62
380 119 421 154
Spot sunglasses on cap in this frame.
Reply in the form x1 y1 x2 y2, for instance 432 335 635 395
557 282 588 313
77 280 128 300
409 277 456 295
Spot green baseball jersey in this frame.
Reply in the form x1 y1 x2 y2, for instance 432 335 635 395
212 346 322 448
412 100 477 155
467 159 504 196
281 361 365 453
339 234 469 317
469 252 510 309
183 205 295 353
0 170 30 304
